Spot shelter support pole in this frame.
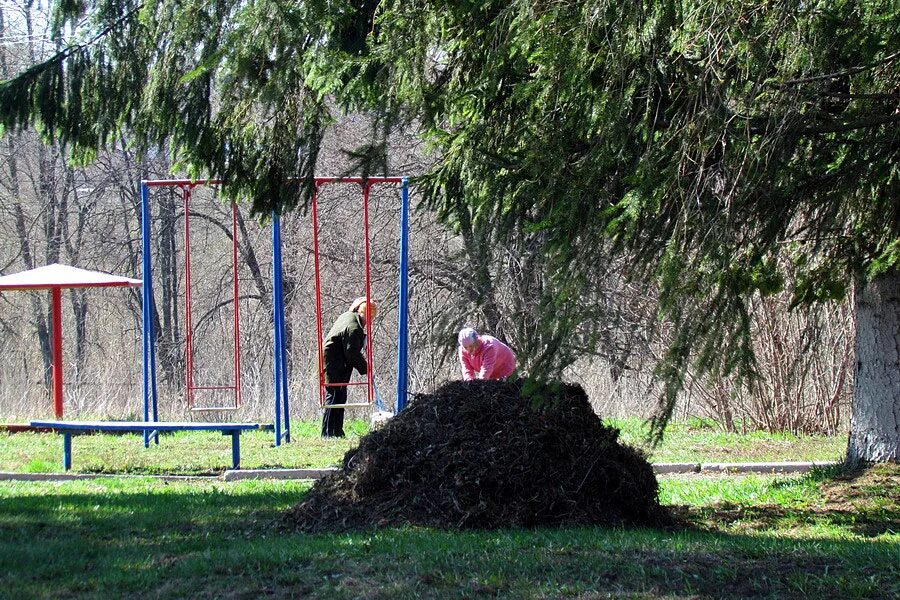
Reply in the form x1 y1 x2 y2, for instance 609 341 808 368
396 178 410 413
50 287 64 418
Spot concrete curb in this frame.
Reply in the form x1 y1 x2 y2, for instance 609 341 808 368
0 472 212 482
652 463 701 474
699 461 839 474
0 462 841 482
222 468 339 482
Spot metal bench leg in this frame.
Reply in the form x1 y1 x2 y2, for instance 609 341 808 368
63 433 72 471
143 429 160 448
230 431 240 469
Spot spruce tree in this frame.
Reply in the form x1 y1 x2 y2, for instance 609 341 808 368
2 0 897 460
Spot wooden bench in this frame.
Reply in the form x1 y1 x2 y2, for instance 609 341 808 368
29 421 272 471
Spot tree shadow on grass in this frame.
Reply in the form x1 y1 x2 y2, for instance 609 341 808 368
0 480 898 599
673 463 900 539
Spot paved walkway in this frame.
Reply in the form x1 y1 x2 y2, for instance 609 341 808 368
0 461 840 482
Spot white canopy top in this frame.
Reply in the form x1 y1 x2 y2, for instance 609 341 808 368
0 264 142 291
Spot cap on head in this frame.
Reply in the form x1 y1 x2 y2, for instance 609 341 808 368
349 297 367 312
350 296 378 320
458 327 479 347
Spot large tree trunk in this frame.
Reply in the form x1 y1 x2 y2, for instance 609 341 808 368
847 268 900 464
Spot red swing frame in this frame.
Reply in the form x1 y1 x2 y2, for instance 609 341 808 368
310 177 403 408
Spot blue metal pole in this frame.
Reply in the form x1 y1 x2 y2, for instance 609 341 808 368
62 432 72 471
142 182 160 444
276 218 291 442
279 296 290 442
271 214 283 446
149 291 159 445
230 431 241 469
396 178 410 413
140 182 151 447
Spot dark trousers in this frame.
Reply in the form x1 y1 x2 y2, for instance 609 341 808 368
321 383 348 437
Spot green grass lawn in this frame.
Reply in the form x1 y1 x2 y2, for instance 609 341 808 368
0 421 368 474
614 417 846 464
0 465 896 599
0 418 846 475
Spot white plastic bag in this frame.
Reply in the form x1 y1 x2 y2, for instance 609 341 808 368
369 410 393 430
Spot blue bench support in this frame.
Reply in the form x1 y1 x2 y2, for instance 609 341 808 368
30 421 272 472
63 432 72 471
226 430 240 469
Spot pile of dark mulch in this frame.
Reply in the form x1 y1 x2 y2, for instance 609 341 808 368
286 379 669 532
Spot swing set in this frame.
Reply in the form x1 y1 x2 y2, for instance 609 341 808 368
139 177 411 447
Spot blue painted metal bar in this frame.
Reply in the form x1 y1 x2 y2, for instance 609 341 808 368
396 178 410 413
279 295 290 442
31 420 269 431
149 289 159 445
271 215 283 446
141 182 160 446
34 421 267 472
62 432 72 471
226 430 241 469
140 182 152 448
274 216 290 442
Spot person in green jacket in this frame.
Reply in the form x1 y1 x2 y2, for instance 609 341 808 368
321 297 378 437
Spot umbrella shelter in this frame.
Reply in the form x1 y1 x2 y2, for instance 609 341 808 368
0 264 142 417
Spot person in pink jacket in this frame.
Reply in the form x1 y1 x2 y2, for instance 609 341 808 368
458 327 517 381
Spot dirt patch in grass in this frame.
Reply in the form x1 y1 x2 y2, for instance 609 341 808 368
820 463 900 509
286 380 668 531
673 464 900 538
818 463 900 536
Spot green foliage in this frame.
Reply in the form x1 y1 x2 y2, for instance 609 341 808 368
2 0 898 436
370 0 899 437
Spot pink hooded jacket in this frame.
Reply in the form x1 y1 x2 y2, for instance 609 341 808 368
459 335 516 381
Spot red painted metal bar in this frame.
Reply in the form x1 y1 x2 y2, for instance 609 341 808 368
145 179 223 187
144 177 403 188
142 176 404 415
190 385 242 391
183 186 194 408
231 202 242 408
50 287 64 418
362 182 374 405
308 179 401 408
183 185 241 410
310 184 326 407
314 177 403 185
1 282 142 291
